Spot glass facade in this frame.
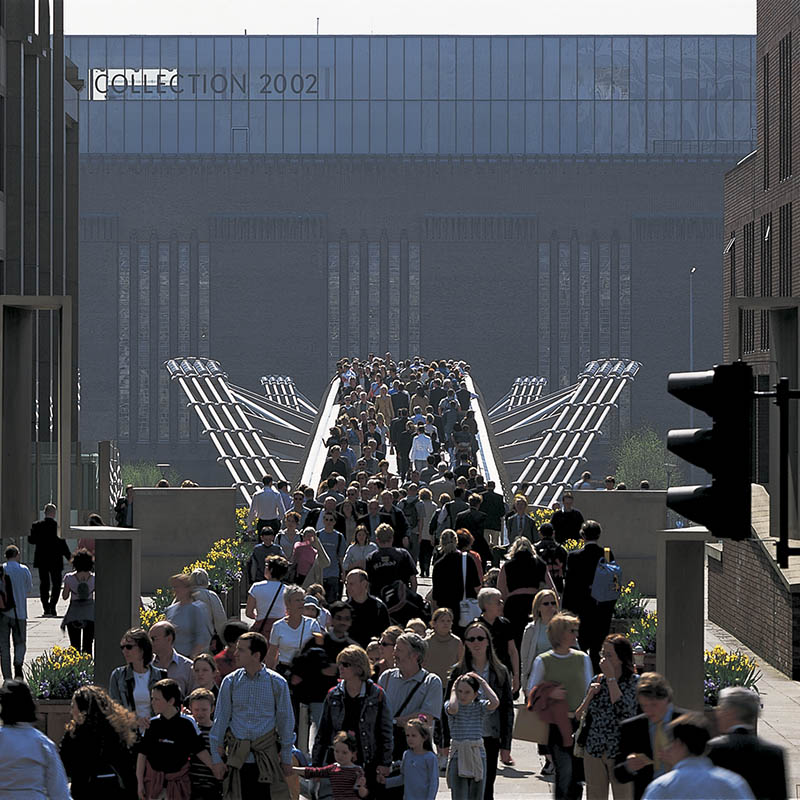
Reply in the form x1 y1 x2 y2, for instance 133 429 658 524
68 35 756 155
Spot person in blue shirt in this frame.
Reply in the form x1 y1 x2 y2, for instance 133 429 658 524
642 712 754 800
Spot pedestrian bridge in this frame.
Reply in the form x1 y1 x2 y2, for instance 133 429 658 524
165 356 639 506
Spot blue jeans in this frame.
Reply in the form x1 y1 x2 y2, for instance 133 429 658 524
447 748 486 800
549 721 583 800
0 615 26 678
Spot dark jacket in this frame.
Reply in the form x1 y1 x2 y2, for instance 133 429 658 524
60 727 137 799
707 726 787 800
304 508 346 534
562 542 615 617
613 708 688 800
431 550 480 617
313 679 393 769
479 491 507 530
455 508 491 567
321 457 351 482
504 511 537 544
28 517 71 570
108 664 168 712
442 660 514 749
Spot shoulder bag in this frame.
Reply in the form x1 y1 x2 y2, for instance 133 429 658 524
458 554 481 627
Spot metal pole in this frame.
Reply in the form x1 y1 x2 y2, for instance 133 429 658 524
777 377 790 568
689 267 696 430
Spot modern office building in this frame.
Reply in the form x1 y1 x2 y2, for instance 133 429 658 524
70 34 756 483
0 2 81 538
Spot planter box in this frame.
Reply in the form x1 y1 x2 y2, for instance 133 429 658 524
610 618 634 635
635 653 658 674
222 578 242 618
36 699 72 743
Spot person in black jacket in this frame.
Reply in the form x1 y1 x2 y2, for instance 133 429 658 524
561 519 615 672
613 673 687 800
708 686 787 800
455 493 491 569
28 504 71 617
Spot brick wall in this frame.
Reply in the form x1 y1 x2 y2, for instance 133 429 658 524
708 538 799 678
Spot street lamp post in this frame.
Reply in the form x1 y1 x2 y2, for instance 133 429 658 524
689 267 697 430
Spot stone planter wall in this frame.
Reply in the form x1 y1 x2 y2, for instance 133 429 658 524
36 699 72 743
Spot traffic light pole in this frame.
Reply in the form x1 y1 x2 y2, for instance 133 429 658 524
754 377 800 568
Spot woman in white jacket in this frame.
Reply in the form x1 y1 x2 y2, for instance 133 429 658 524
408 424 434 473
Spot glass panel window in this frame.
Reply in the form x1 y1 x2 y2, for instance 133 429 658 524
284 100 300 152
647 100 664 150
405 100 421 152
388 38 404 100
629 37 646 99
404 37 422 100
162 37 178 68
387 100 404 152
508 100 525 152
231 99 248 127
214 100 231 152
542 99 559 151
143 37 160 69
733 100 751 140
196 100 213 152
577 100 593 152
335 99 352 152
369 37 387 100
698 37 716 99
664 37 681 100
474 38 491 99
682 37 698 99
716 37 733 100
353 37 370 99
595 100 611 151
456 100 473 152
266 100 283 152
733 36 751 99
301 101 317 152
70 37 89 99
249 101 266 152
612 100 628 152
647 37 664 99
231 36 249 97
79 101 88 151
301 37 318 101
439 100 456 153
560 100 576 152
456 37 473 100
142 101 159 152
525 37 542 99
491 37 508 99
491 100 508 152
560 37 577 100
664 100 680 140
699 100 715 140
612 37 629 99
439 37 456 100
717 99 733 139
353 100 369 152
318 38 335 100
475 100 490 150
629 100 646 152
88 102 107 153
318 100 335 151
422 37 439 99
577 37 594 99
525 100 542 152
370 100 387 153
543 38 559 100
595 37 612 99
682 99 698 141
335 37 352 99
508 38 525 99
160 101 177 152
125 101 143 152
196 38 214 99
178 101 196 152
422 100 437 151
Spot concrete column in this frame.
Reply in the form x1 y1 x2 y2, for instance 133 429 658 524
656 526 708 711
72 526 140 690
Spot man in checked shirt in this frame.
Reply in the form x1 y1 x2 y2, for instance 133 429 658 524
210 632 295 798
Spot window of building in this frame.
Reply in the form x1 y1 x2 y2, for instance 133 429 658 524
779 203 792 296
763 52 769 189
753 374 770 483
779 33 793 180
726 232 736 296
759 213 772 351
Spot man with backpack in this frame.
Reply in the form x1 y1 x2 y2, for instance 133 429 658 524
561 519 619 672
534 522 569 593
0 545 32 679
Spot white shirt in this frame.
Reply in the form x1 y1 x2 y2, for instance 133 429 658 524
249 580 286 620
409 433 434 460
2 560 32 621
132 669 152 721
269 616 322 665
246 486 287 526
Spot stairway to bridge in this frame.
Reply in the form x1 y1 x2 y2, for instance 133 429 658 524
166 356 639 507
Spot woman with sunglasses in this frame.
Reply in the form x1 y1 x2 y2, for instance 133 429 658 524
313 644 393 795
371 624 404 679
108 628 167 732
442 620 513 800
520 589 561 777
527 612 593 800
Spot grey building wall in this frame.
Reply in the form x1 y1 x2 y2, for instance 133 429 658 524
79 152 730 484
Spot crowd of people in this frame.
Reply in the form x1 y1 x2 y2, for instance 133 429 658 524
0 355 787 799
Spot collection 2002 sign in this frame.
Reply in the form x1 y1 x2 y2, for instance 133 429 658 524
90 69 319 99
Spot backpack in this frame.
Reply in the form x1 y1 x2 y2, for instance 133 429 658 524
536 539 565 580
76 577 91 601
590 547 622 603
0 566 15 612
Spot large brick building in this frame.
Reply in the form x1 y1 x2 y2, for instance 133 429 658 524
69 35 756 482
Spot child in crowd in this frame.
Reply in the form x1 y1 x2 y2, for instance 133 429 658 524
445 673 499 800
405 617 427 637
382 716 439 799
136 679 214 800
294 730 368 799
191 653 220 699
366 638 382 667
186 688 222 800
214 620 248 682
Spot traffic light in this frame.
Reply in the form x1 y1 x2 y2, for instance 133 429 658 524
666 361 753 539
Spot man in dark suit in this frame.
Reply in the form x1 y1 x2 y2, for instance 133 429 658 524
455 493 491 568
614 673 687 800
708 686 787 800
478 480 507 550
357 498 391 540
28 504 71 617
504 494 537 544
561 519 615 671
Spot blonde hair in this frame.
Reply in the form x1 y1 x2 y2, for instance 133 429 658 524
336 644 371 679
282 584 305 604
170 573 193 588
546 612 580 647
508 536 535 558
531 589 559 620
419 488 432 501
438 529 458 555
